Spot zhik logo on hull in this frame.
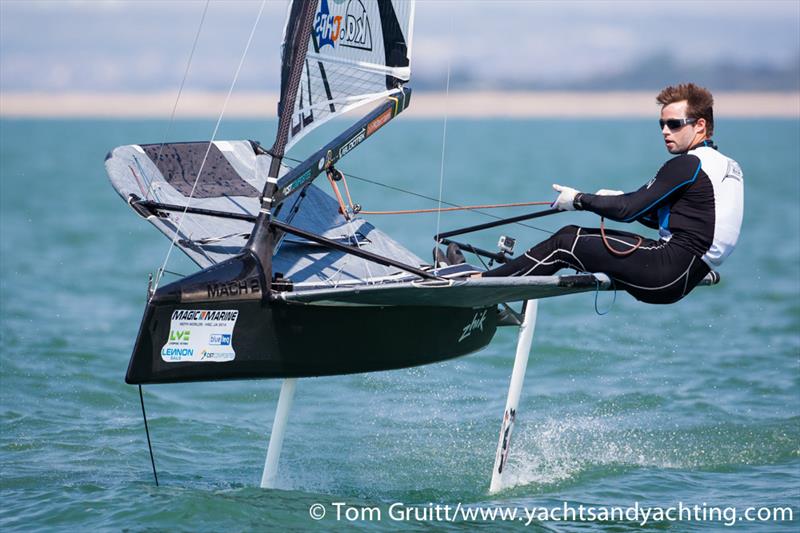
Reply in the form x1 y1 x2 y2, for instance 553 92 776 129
459 310 488 342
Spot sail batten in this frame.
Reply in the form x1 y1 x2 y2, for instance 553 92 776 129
305 52 411 76
286 88 402 113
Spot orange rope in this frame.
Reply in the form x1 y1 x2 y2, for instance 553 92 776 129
326 171 350 217
334 167 641 256
341 173 356 208
359 200 552 215
331 167 551 216
600 217 642 256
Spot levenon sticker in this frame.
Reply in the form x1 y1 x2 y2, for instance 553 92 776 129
161 309 239 362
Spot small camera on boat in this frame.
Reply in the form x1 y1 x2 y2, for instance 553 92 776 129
498 235 515 255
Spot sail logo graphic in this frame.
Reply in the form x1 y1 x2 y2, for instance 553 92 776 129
315 0 341 49
341 0 372 50
315 0 372 51
459 310 488 342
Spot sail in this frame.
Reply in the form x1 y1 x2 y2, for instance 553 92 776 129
282 0 415 152
104 140 423 278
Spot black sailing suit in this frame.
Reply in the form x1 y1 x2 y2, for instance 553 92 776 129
484 140 744 304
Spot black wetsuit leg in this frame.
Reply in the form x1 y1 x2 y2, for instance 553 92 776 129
483 225 710 304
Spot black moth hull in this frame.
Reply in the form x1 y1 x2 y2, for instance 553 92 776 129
127 300 497 384
126 254 497 384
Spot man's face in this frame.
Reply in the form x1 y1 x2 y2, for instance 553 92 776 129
660 101 704 154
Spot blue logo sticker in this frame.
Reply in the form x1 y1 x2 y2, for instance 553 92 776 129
209 334 232 346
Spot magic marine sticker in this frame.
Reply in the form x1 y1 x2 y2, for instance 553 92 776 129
161 309 239 363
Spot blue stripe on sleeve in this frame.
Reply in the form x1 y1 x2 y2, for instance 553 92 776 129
622 161 702 222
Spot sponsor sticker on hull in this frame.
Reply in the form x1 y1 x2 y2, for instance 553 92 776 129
161 309 239 363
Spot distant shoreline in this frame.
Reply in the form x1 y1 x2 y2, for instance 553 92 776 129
1 91 798 118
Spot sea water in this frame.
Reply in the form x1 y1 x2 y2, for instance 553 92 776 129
1 118 798 531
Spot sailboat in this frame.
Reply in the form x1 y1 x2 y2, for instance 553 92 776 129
106 0 717 490
105 0 613 385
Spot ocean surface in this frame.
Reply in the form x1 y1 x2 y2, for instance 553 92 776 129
1 117 798 531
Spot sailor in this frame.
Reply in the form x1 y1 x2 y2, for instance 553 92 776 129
478 83 744 304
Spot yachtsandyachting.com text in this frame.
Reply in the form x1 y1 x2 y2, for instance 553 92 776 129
307 501 794 527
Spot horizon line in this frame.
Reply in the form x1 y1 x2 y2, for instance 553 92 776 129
1 91 798 119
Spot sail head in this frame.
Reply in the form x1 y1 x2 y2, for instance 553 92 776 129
284 0 415 152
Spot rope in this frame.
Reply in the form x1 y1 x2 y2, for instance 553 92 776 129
329 168 551 216
138 385 159 486
594 277 617 315
326 171 350 218
329 165 551 216
325 170 374 281
600 217 642 256
344 217 374 282
153 0 267 292
280 155 554 235
340 174 356 209
434 14 453 244
360 200 551 215
148 0 210 201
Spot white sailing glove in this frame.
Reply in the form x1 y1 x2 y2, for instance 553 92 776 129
551 184 580 211
594 189 624 196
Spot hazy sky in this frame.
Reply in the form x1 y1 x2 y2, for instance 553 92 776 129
1 0 798 92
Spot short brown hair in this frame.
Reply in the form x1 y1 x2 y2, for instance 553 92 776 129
657 83 714 137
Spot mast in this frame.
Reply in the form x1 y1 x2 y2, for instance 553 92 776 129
246 0 416 293
246 0 317 288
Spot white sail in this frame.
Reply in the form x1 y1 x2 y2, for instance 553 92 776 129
283 0 415 152
104 140 423 275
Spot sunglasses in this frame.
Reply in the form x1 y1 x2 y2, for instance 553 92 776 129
659 118 697 130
